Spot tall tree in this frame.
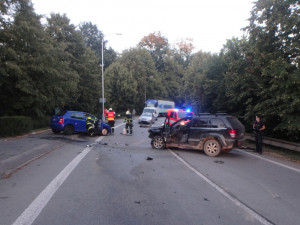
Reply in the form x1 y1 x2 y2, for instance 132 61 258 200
0 0 69 116
104 62 138 113
79 22 117 69
139 31 169 72
244 0 300 138
119 48 164 112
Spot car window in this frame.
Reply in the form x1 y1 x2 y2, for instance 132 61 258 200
178 112 187 118
210 118 226 128
71 112 86 120
192 118 209 128
87 114 97 121
170 112 176 119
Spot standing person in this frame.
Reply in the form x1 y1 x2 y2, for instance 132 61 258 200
132 108 136 119
107 108 116 134
124 111 133 135
253 115 266 154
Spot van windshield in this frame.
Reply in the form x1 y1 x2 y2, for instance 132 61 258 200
144 109 154 113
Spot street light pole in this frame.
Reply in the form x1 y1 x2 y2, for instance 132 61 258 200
101 38 105 121
101 33 122 122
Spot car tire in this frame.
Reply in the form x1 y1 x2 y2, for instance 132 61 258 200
101 128 108 136
203 139 221 157
151 136 165 149
64 125 74 135
52 129 60 134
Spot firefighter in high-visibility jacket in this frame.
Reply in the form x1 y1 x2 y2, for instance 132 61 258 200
124 112 133 135
86 115 95 136
107 108 115 134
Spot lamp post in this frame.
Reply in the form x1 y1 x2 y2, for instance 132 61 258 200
101 33 122 121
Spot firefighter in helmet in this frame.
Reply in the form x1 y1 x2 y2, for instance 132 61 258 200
107 108 115 134
85 114 95 136
124 110 133 135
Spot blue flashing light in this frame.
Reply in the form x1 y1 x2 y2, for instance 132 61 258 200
186 108 191 112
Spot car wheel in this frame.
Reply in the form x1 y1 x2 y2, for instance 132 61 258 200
64 125 74 135
52 129 60 134
151 136 165 149
101 128 108 136
203 139 221 157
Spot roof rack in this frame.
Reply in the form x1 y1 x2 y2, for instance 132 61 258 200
198 113 211 116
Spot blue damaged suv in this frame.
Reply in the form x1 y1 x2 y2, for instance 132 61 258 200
50 110 111 136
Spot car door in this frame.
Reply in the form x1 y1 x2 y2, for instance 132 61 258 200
71 112 86 132
188 117 210 147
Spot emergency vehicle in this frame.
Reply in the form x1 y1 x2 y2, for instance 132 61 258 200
166 109 194 125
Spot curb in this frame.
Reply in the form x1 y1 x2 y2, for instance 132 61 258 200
0 128 51 142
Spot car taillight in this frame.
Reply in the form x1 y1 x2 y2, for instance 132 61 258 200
59 118 64 124
228 129 236 138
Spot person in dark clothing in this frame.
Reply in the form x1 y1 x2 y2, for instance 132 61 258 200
124 112 133 135
253 116 266 154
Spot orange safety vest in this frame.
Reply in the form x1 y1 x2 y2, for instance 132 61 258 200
107 111 115 121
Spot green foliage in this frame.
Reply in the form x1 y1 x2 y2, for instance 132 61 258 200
0 0 299 141
0 116 32 137
105 62 138 113
118 48 164 113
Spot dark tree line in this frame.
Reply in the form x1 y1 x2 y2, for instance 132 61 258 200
1 0 299 141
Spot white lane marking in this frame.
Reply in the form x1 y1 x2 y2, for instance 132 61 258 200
11 145 96 225
169 150 273 225
12 123 125 225
239 149 300 173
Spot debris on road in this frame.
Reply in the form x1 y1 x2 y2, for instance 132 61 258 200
147 157 153 161
214 160 224 164
203 198 210 201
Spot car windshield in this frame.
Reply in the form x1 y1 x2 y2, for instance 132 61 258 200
142 113 152 117
178 112 192 118
144 109 154 113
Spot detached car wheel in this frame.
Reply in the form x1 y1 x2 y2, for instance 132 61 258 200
101 128 108 136
151 136 165 149
204 139 221 157
64 125 74 135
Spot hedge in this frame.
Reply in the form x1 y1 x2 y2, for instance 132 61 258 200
0 116 33 137
0 116 50 137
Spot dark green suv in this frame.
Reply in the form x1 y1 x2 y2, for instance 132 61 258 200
148 114 245 157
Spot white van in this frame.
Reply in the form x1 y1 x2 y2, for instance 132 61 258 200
145 100 175 116
142 107 158 119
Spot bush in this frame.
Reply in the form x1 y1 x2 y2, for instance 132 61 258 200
0 116 33 137
32 116 50 129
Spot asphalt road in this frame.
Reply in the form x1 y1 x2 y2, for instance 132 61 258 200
0 118 300 225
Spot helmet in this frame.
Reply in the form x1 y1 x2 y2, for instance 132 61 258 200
109 108 112 111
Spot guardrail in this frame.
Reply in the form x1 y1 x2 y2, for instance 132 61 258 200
246 134 300 153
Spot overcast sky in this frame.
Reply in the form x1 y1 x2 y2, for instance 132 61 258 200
31 0 255 53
